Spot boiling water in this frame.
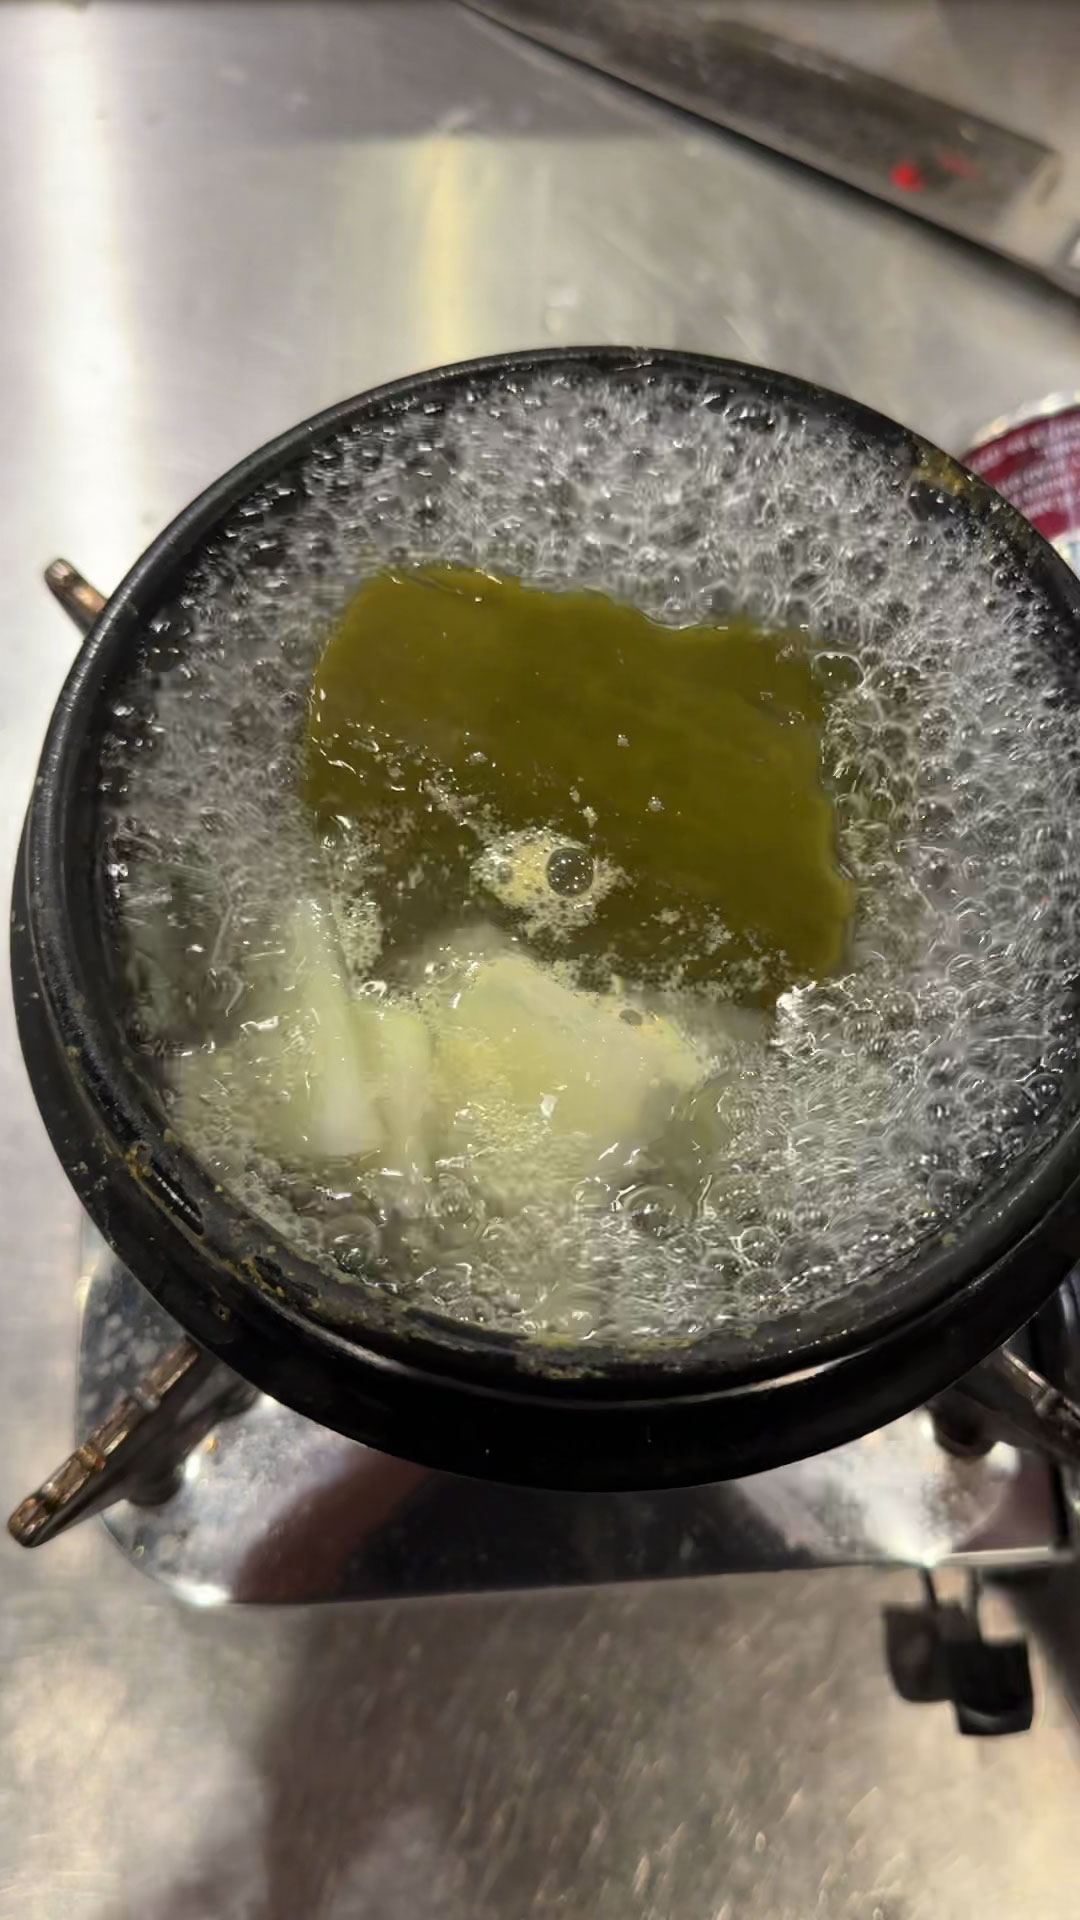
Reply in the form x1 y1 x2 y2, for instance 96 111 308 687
101 366 1080 1349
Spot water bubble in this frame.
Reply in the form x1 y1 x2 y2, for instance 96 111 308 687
546 845 594 897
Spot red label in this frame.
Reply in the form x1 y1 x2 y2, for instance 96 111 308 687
964 406 1080 550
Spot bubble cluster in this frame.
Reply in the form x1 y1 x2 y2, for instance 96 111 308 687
101 363 1080 1353
472 828 620 940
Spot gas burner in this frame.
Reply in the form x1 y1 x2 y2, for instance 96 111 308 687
16 553 1080 1603
15 474 1080 1746
9 1223 1070 1612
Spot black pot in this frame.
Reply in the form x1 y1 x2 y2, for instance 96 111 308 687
13 347 1080 1491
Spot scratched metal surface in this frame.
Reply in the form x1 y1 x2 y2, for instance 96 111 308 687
3 4 1080 1916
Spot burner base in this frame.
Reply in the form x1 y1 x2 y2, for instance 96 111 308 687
75 1228 1068 1605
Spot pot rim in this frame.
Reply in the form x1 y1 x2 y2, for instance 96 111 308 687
16 345 1080 1484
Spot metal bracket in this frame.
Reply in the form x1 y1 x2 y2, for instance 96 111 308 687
8 1338 255 1547
952 1345 1080 1468
44 557 106 635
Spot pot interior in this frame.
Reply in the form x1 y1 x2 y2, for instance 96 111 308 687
48 350 1080 1386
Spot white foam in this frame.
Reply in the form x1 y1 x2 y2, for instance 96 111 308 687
102 366 1080 1347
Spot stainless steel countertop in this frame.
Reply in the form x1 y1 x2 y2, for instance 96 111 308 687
3 4 1080 1914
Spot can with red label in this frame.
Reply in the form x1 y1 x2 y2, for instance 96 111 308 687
963 394 1080 576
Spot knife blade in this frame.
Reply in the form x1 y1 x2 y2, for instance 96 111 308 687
461 1 1080 295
